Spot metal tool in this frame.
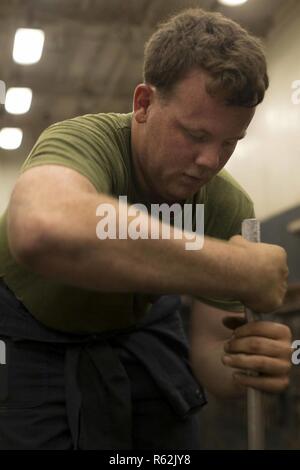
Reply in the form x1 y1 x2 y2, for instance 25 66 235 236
242 218 265 450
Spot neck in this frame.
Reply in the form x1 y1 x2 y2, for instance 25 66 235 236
130 119 155 204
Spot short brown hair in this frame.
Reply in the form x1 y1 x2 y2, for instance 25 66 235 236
143 8 269 107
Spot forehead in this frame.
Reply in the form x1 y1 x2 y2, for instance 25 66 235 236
166 70 255 135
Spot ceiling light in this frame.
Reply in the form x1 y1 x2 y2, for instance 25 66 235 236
13 28 45 65
5 87 32 114
218 0 248 6
0 128 23 150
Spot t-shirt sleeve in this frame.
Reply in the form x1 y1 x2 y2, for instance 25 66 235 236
20 115 122 194
195 170 255 313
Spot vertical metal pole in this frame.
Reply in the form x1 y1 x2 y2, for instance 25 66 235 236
241 218 265 450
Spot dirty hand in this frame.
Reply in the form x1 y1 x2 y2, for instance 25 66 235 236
229 235 288 312
222 316 292 393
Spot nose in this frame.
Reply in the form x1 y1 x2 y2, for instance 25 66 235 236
194 145 220 171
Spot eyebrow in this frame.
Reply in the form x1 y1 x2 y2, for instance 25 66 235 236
183 125 247 141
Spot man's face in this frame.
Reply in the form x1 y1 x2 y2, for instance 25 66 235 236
133 70 255 203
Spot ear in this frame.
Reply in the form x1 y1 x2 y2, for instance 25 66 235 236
133 84 155 123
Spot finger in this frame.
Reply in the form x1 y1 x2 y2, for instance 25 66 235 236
233 321 292 342
233 372 290 394
224 336 292 360
222 353 291 376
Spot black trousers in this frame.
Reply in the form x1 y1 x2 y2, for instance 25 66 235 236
0 281 206 450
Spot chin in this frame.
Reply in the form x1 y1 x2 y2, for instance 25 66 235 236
164 188 198 203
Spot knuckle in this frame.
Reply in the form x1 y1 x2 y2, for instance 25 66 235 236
284 326 292 342
249 337 261 353
279 246 287 260
285 360 292 373
278 360 292 376
278 376 290 391
268 380 284 394
274 322 288 337
275 376 290 393
259 357 268 372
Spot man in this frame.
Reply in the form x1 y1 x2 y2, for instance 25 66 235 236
0 8 291 449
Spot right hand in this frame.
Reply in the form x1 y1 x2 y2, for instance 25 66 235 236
229 235 288 312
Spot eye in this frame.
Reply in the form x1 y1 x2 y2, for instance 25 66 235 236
223 139 238 148
188 132 207 143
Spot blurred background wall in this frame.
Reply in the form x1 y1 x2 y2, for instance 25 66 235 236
226 0 300 221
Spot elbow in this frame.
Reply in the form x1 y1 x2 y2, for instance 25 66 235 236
7 211 49 267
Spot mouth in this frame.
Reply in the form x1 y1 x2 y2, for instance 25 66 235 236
183 173 203 182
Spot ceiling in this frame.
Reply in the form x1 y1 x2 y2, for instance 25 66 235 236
0 0 286 163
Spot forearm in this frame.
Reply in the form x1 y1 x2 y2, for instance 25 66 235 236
189 301 245 399
8 190 250 299
190 339 245 399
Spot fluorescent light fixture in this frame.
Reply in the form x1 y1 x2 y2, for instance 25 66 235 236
0 128 23 150
218 0 248 6
5 87 32 114
13 28 45 65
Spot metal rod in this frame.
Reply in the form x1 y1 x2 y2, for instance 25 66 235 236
241 218 265 450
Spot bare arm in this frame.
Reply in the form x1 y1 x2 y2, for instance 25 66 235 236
189 300 244 398
7 165 287 311
189 300 292 399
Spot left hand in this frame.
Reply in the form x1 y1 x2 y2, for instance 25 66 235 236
222 316 292 393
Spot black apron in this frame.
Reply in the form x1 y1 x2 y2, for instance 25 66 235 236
0 279 206 449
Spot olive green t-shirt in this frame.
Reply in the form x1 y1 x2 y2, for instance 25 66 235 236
0 112 254 334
